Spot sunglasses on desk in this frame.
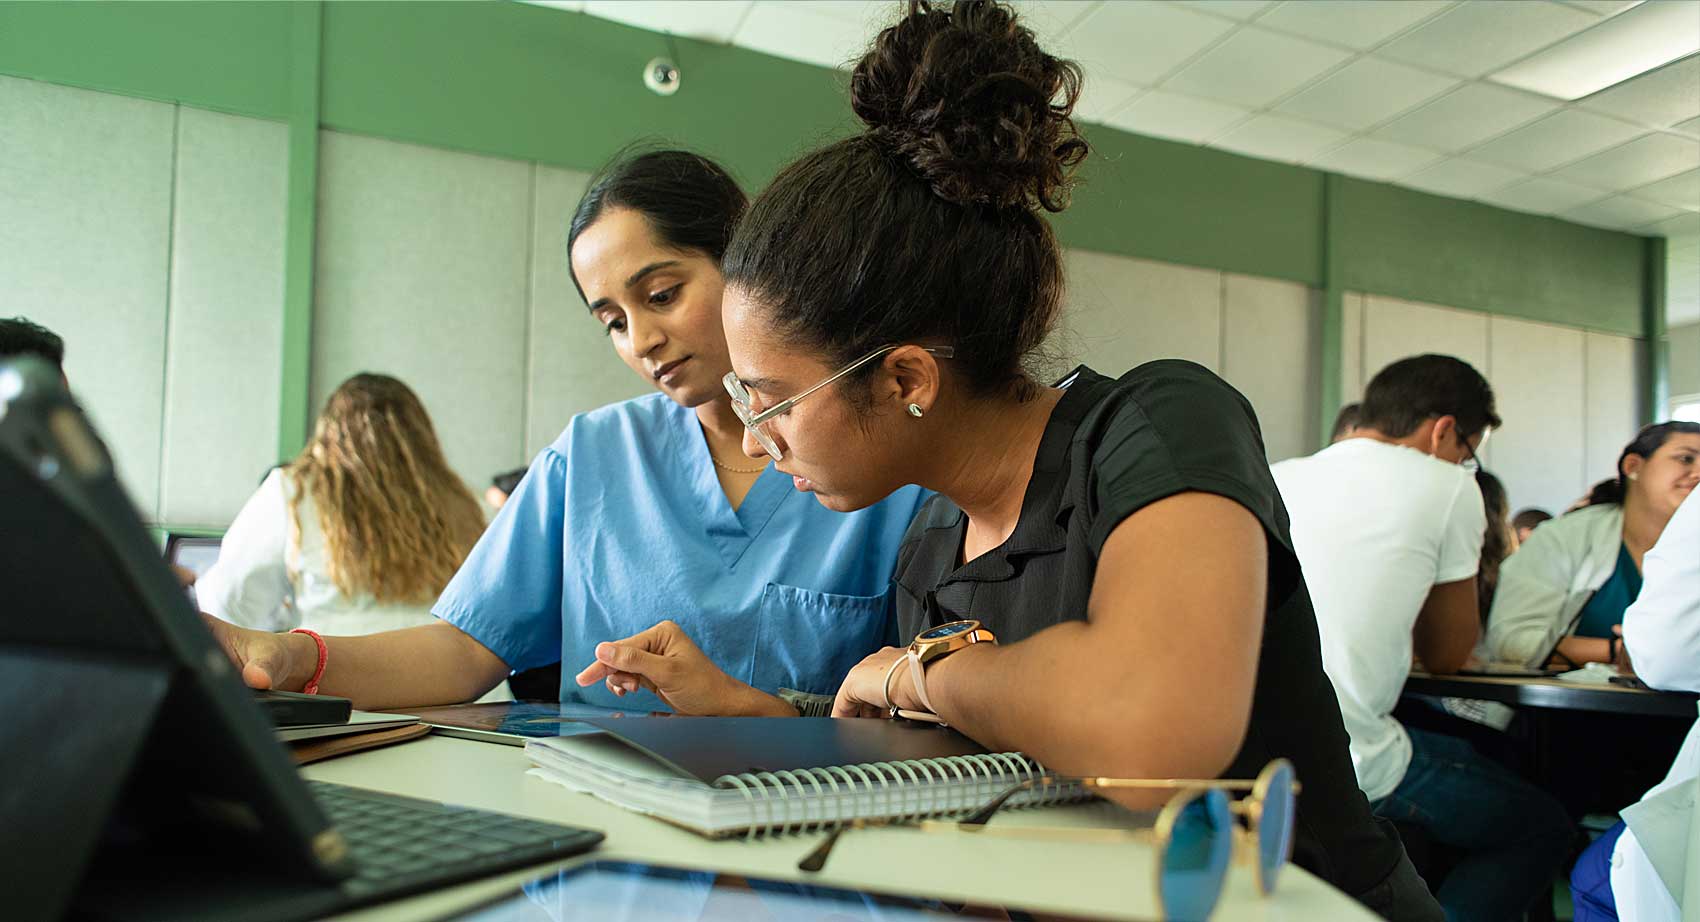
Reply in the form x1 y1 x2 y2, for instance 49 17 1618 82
800 759 1298 922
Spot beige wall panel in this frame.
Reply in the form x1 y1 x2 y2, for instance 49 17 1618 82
1222 274 1320 461
1059 250 1223 375
1489 316 1587 514
1671 322 1700 400
312 131 531 496
159 107 289 526
1584 332 1643 490
0 75 174 517
1341 291 1365 403
524 164 652 460
1362 294 1491 383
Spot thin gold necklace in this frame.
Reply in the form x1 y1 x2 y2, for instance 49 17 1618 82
708 449 766 474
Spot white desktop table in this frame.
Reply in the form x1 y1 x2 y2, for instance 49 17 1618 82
304 734 1379 921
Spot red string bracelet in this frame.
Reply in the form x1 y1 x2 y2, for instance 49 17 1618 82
290 628 328 695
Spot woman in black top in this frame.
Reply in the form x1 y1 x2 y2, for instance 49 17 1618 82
577 3 1438 917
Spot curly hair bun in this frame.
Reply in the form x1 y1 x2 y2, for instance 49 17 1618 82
850 0 1088 213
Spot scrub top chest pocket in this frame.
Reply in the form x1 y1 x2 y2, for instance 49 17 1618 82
751 582 895 698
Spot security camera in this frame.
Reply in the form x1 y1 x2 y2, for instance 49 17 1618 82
644 57 680 96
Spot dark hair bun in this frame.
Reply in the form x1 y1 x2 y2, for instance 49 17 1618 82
851 0 1087 212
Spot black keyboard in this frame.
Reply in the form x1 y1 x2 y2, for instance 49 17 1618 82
309 780 604 900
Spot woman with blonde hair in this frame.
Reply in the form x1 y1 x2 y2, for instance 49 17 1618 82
197 373 488 639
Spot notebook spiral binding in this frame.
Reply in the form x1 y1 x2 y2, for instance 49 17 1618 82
714 752 1087 839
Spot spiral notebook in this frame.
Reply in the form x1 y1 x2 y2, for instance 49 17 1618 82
525 717 1086 838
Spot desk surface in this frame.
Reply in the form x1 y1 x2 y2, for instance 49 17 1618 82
304 734 1379 922
1404 672 1700 718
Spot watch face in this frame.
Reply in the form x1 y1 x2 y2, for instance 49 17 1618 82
918 620 977 641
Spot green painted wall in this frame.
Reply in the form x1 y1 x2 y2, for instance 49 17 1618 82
0 0 1658 360
1336 179 1647 336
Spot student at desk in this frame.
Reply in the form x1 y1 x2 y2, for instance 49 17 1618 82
203 149 929 713
1486 422 1700 668
574 4 1438 919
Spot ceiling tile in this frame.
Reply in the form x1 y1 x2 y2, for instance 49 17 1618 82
1007 1 1102 48
734 2 871 70
1550 133 1700 190
1629 167 1700 209
581 1 753 43
1555 1 1645 14
1675 116 1700 137
1056 3 1236 86
1576 55 1700 129
1478 176 1615 214
1167 0 1279 21
1372 82 1558 152
1075 73 1144 125
1209 113 1351 161
1256 0 1455 52
1308 137 1444 180
1466 109 1648 172
1275 57 1459 131
1104 89 1253 143
1378 0 1598 79
1561 194 1686 231
1398 158 1529 197
1162 27 1354 108
520 1 587 11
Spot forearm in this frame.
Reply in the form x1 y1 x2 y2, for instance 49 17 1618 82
287 621 511 710
923 622 1245 804
1551 636 1611 668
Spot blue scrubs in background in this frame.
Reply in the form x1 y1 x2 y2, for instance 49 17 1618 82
435 393 931 711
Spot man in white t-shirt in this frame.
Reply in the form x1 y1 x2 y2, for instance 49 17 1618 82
1273 354 1572 922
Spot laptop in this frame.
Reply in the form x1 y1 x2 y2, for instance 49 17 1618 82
0 357 602 922
165 532 223 578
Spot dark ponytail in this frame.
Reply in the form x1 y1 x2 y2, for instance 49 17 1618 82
567 147 747 301
721 0 1087 402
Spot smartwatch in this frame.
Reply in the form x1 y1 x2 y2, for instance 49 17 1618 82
884 619 996 723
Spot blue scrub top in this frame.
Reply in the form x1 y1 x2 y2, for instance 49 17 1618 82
434 393 932 711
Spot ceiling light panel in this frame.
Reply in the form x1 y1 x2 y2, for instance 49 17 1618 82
1163 27 1353 108
1105 89 1253 143
1255 0 1456 52
1562 194 1686 230
1209 113 1351 161
1492 1 1700 100
1629 167 1700 208
1275 57 1459 131
1372 82 1558 153
1550 132 1700 190
1398 158 1530 197
581 0 753 43
1478 176 1616 213
1378 0 1598 79
1056 3 1235 87
1576 54 1700 128
1308 137 1444 180
1466 108 1647 172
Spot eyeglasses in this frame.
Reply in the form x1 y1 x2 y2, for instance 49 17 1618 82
798 759 1297 921
1458 427 1490 473
722 344 954 462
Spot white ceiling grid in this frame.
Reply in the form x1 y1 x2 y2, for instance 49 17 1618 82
533 0 1700 321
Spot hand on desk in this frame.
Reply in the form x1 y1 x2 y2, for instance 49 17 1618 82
201 613 311 691
832 646 915 718
575 620 797 717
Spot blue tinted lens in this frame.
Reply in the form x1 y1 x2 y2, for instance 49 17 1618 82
1258 764 1295 895
1160 789 1232 922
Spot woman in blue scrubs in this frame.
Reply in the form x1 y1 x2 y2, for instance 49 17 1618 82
204 150 929 712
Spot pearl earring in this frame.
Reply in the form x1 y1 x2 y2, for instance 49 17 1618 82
907 403 924 418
